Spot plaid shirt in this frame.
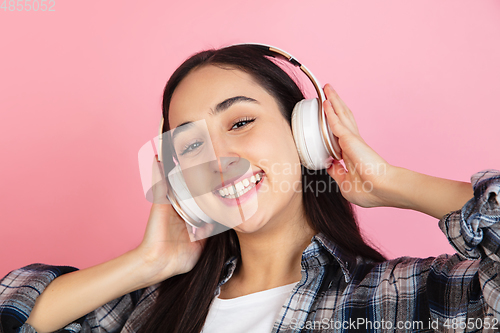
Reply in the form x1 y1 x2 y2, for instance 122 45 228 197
1 170 499 333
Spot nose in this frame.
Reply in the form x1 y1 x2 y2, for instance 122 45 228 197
210 156 240 174
208 137 240 174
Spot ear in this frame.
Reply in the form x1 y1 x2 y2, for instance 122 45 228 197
173 155 179 166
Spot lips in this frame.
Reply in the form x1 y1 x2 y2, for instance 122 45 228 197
212 170 265 194
214 172 265 207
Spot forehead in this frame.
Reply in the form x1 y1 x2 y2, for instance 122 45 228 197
168 65 272 129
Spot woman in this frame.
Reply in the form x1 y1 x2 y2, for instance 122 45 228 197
1 45 498 333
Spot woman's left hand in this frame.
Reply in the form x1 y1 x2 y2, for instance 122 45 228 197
323 84 395 208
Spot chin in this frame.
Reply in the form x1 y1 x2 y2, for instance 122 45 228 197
233 223 265 234
231 212 273 235
228 213 261 233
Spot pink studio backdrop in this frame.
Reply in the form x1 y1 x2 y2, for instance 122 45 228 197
0 0 499 277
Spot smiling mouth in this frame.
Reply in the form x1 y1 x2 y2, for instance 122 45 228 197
213 171 265 199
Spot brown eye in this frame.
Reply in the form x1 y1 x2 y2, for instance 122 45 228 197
231 117 256 130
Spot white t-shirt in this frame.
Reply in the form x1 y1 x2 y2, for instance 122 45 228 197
202 282 298 333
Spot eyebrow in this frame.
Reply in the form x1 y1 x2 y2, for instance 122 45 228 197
171 96 258 142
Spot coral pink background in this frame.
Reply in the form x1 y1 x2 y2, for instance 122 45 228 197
1 0 499 277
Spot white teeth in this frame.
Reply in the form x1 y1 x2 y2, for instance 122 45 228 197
216 172 265 199
235 182 244 192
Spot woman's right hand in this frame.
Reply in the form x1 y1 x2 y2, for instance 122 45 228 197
133 156 214 288
25 155 215 333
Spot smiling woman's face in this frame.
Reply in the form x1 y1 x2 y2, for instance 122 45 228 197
168 64 304 234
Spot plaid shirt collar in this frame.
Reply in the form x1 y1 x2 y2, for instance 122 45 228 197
216 232 358 296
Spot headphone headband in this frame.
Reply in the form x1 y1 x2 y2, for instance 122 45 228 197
231 43 326 102
158 43 338 162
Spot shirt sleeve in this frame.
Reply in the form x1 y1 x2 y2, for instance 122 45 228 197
439 169 500 262
363 170 500 332
435 169 500 323
0 264 145 333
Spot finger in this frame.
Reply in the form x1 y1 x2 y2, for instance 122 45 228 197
337 96 354 120
325 86 359 136
327 159 347 185
323 99 352 140
330 87 356 124
324 84 360 136
324 84 350 122
324 84 355 120
337 98 359 135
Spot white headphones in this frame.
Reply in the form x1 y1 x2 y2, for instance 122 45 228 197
158 43 342 228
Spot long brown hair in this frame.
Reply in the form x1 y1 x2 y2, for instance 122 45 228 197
138 45 386 333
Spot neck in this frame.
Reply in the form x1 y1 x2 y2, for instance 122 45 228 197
225 195 316 296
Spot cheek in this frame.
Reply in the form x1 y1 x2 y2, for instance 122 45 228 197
250 124 301 177
268 125 300 163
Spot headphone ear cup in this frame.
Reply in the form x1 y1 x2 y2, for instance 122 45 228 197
167 164 215 227
291 98 333 170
